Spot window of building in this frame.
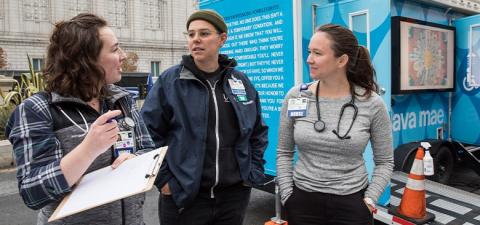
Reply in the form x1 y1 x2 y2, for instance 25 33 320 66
0 0 4 19
151 61 161 77
468 24 480 87
349 10 370 50
144 0 166 30
66 0 91 19
32 58 44 71
107 0 128 28
23 0 49 22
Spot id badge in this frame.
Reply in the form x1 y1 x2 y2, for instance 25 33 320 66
113 130 136 157
287 98 308 117
228 79 246 95
237 95 248 102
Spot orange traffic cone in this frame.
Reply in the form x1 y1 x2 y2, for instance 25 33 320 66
389 146 435 224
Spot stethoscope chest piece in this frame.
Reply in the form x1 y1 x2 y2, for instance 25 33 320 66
314 120 326 132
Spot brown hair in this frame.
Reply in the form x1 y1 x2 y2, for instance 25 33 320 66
316 24 378 98
44 13 108 101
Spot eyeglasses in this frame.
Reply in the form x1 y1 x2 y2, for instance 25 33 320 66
183 29 220 40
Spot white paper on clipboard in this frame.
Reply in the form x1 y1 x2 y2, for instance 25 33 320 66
49 146 167 222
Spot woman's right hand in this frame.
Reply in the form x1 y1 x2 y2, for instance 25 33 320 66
82 110 122 158
61 110 122 186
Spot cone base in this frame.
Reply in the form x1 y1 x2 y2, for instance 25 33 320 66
388 206 435 224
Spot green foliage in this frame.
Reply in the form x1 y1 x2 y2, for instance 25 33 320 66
0 54 45 138
0 104 15 140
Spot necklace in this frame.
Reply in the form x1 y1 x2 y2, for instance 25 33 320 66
88 99 100 110
88 101 97 107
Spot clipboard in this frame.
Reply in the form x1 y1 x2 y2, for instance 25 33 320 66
49 146 167 222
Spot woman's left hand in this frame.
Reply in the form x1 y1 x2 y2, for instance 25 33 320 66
365 203 374 213
111 153 136 169
363 198 375 214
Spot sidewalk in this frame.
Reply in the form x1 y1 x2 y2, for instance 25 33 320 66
0 168 275 225
0 139 13 169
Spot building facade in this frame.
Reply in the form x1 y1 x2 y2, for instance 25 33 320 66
0 0 197 76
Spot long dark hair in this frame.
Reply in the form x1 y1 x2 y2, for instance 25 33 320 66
44 13 108 102
316 24 378 98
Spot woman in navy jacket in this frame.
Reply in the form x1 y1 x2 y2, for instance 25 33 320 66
141 9 268 225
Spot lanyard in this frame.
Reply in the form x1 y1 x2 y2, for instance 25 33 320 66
57 106 89 136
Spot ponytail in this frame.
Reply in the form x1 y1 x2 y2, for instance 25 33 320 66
346 46 378 97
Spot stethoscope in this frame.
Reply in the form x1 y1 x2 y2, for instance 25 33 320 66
313 82 358 139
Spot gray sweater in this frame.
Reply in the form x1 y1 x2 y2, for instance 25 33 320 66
276 83 393 204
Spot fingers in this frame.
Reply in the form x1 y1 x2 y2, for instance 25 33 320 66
82 111 122 156
90 111 120 139
111 153 135 169
93 110 122 126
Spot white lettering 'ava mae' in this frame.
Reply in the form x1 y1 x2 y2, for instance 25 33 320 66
392 109 444 132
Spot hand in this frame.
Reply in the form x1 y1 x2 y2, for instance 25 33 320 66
363 198 375 213
161 183 171 195
365 203 374 213
111 153 136 169
82 110 122 158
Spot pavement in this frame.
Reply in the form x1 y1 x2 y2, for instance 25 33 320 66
1 140 479 224
0 168 276 225
0 140 13 169
447 164 480 195
0 140 277 224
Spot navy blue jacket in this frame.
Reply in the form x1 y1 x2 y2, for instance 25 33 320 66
141 56 268 208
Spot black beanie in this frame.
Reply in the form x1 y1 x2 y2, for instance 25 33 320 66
186 9 227 34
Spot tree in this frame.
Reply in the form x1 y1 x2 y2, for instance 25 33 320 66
0 47 7 69
121 52 139 72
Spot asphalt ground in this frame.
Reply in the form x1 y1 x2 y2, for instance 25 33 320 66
0 167 276 225
0 164 478 225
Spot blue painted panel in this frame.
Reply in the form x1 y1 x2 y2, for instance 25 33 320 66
452 15 480 145
198 0 480 209
200 0 295 176
313 0 391 107
391 0 480 147
391 0 459 148
313 0 392 206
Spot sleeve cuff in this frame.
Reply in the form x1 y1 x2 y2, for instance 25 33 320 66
280 187 293 205
52 161 72 195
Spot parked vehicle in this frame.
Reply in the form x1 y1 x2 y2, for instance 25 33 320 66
200 0 480 224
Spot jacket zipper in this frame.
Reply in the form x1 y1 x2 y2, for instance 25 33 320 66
207 80 221 198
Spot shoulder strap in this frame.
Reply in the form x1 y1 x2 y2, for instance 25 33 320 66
35 91 63 131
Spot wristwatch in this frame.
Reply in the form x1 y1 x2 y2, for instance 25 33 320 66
364 197 375 209
119 117 135 129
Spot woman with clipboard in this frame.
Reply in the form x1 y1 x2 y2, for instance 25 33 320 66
5 13 155 225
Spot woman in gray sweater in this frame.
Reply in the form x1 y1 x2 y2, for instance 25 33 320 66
276 24 394 225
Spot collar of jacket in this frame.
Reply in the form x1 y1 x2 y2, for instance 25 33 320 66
50 84 130 106
180 54 236 80
179 65 245 83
